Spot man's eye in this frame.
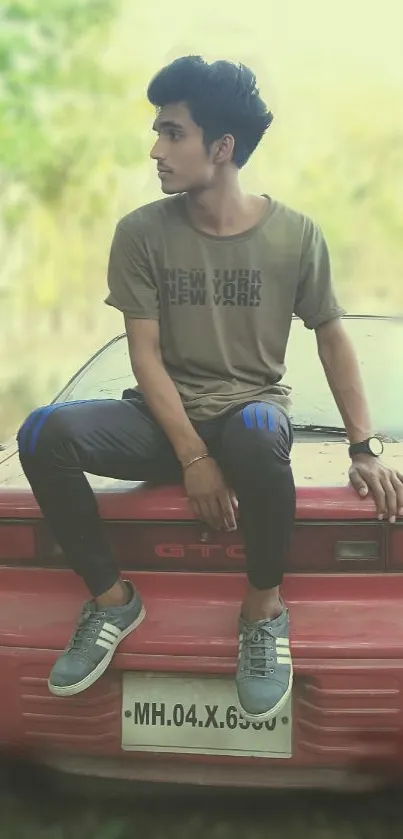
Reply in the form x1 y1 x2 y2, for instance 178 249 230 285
169 131 180 141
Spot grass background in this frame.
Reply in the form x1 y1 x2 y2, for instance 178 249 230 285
2 0 403 439
1 756 403 839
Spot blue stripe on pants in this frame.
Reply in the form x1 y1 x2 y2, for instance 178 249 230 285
27 403 69 455
242 404 255 429
19 399 106 456
17 407 46 455
28 399 114 456
242 403 277 432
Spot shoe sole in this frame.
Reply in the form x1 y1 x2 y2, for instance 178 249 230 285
237 663 293 723
48 605 146 698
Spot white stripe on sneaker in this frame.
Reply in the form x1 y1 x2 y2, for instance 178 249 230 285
96 634 116 648
276 638 290 647
277 655 292 664
99 627 120 643
95 624 122 649
102 622 121 637
96 638 116 650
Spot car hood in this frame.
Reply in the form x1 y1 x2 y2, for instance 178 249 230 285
1 439 403 520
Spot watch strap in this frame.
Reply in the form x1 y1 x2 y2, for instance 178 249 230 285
348 437 383 457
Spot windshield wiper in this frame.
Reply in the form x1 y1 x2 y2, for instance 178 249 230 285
292 424 347 436
292 426 399 443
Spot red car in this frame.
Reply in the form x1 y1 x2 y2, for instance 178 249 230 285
1 314 403 790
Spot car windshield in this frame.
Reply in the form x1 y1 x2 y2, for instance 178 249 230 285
55 317 403 441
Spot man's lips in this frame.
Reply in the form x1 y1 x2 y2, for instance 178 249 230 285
157 168 173 175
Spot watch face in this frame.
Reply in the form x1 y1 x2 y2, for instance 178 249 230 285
369 437 383 456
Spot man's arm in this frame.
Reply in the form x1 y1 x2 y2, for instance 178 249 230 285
125 316 207 466
315 317 372 444
294 217 403 520
106 221 206 465
316 317 403 521
125 317 238 531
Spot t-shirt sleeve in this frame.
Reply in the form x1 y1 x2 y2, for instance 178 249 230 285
105 218 159 320
294 219 346 330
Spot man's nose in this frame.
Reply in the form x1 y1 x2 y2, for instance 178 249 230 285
150 138 164 161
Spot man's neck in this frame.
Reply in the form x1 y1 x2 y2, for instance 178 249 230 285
184 178 269 237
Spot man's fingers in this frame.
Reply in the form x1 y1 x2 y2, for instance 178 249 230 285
391 473 403 516
219 493 237 531
381 476 398 521
351 467 386 516
368 479 386 519
229 490 239 510
190 499 214 529
199 498 221 530
350 464 403 521
394 473 403 516
190 499 203 522
375 486 387 519
389 473 403 520
210 497 226 530
190 495 234 531
350 468 369 498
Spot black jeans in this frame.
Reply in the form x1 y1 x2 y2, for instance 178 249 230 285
17 395 295 597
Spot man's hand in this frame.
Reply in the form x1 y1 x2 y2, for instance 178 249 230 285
349 455 403 522
183 457 238 531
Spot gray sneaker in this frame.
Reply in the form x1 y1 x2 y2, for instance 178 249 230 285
236 609 293 722
48 582 145 697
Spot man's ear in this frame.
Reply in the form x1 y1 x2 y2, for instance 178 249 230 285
213 134 235 164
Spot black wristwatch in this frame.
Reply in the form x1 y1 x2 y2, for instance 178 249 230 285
348 436 384 458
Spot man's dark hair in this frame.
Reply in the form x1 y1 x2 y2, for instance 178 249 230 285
147 56 273 168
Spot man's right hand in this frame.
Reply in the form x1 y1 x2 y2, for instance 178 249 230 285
183 457 238 531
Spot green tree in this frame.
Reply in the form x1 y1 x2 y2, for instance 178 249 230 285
0 0 144 326
0 0 118 204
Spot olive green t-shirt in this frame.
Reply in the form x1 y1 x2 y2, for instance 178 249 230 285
105 194 345 420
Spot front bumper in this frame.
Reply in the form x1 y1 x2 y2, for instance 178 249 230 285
1 568 403 788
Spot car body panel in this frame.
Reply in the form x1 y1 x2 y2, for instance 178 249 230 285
1 439 403 521
1 569 403 788
2 316 403 788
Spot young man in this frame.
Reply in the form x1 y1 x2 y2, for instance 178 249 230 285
18 56 403 722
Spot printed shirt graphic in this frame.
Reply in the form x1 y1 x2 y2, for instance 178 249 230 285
105 195 345 420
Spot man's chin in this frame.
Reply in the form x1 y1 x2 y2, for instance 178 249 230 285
159 182 181 195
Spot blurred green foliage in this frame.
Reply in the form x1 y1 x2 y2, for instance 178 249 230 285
0 0 118 201
1 0 402 440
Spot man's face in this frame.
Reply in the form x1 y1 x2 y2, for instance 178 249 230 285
150 102 216 194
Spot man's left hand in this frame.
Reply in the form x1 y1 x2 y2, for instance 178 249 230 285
349 455 403 522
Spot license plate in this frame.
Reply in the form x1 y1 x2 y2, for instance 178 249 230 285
122 673 292 757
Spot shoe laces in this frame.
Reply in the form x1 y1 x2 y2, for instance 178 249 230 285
239 623 277 677
66 604 108 655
